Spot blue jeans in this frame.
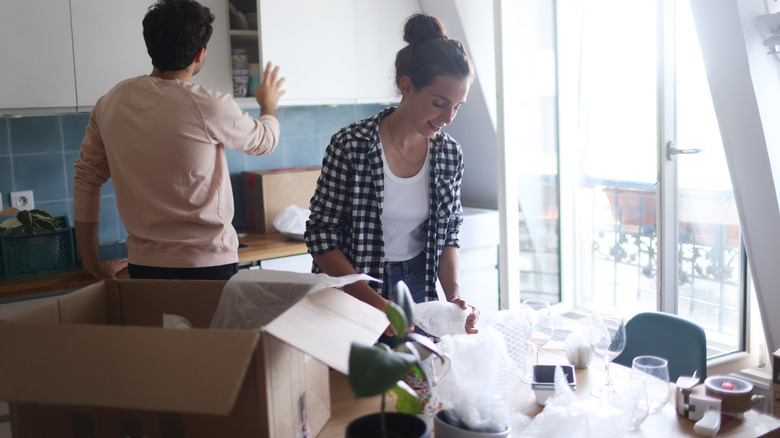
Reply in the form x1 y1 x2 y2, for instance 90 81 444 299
381 251 427 304
378 251 429 347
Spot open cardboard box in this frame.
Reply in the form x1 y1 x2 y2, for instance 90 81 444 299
0 278 387 437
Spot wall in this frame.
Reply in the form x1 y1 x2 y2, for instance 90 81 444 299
420 0 499 210
0 104 384 258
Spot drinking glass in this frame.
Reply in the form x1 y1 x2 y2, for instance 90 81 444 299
589 313 626 397
522 300 555 382
628 377 649 430
631 355 670 414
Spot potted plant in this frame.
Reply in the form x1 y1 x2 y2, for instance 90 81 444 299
0 207 79 279
0 207 62 236
346 281 446 438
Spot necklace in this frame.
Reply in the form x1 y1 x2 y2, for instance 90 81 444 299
387 118 426 166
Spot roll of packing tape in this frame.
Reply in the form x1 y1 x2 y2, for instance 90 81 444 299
704 375 754 414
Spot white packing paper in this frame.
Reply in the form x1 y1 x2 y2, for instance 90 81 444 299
209 269 380 330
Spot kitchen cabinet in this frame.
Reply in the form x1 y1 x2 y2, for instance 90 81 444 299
71 0 231 110
0 0 77 113
0 0 231 115
437 208 501 311
234 0 419 107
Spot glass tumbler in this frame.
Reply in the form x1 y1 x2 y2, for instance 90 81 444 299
631 355 670 414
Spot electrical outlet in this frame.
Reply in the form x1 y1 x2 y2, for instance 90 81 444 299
10 190 34 210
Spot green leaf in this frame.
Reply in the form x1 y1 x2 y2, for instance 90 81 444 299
16 210 33 229
389 382 424 415
0 217 22 230
30 209 54 219
393 281 415 325
385 302 408 337
37 220 58 231
348 343 417 398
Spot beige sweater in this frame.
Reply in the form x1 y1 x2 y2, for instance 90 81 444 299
73 75 279 268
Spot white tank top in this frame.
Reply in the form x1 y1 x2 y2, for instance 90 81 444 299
380 141 430 261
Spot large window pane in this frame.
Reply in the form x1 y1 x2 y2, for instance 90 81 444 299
674 0 743 355
571 1 659 315
510 1 561 305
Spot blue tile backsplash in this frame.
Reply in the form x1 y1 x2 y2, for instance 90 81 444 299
0 104 386 253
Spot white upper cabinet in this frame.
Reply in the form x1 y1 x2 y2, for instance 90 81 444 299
0 0 77 114
354 0 421 104
0 0 417 114
71 0 231 110
1 0 231 115
70 0 152 110
258 0 357 105
257 0 420 106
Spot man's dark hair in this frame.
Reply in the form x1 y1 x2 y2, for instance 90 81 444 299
143 0 214 72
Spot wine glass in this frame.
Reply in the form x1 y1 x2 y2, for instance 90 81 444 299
522 300 555 382
589 313 626 397
631 355 670 414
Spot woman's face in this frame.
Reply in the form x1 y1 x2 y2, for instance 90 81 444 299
400 74 470 139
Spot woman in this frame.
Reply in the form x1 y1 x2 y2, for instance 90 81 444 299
305 13 478 334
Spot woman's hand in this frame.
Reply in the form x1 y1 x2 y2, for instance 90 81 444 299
448 295 480 334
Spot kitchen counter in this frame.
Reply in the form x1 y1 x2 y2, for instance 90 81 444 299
0 231 308 301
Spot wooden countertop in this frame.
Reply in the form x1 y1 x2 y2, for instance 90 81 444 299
236 231 308 264
0 231 307 301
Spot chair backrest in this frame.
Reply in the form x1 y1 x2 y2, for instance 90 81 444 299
613 312 707 382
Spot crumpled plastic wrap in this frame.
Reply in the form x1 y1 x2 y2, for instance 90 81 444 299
563 316 597 369
163 313 193 329
413 301 469 337
435 309 532 433
210 269 379 329
272 204 309 235
520 365 635 437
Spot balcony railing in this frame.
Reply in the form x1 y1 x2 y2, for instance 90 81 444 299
518 179 742 349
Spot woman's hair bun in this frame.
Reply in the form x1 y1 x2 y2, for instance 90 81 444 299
403 13 446 45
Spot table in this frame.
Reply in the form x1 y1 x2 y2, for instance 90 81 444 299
319 349 780 437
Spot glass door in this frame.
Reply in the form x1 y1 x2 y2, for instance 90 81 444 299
670 0 744 355
557 0 745 355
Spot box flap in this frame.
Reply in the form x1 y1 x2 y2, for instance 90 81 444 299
262 288 387 374
0 323 258 415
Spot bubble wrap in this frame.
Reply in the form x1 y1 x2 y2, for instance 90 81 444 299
413 301 469 337
435 309 532 432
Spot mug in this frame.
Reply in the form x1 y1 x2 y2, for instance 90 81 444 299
403 351 451 420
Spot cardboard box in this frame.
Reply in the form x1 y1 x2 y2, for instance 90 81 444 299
243 166 321 233
0 278 386 437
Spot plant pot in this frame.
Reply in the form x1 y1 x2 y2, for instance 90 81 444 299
346 412 431 438
433 409 510 438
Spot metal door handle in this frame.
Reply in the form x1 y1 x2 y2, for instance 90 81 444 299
667 141 702 160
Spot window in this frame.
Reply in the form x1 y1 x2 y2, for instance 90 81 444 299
500 0 747 357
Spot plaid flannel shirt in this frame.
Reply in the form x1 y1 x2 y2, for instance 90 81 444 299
305 107 464 301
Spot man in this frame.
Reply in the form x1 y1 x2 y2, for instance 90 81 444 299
73 0 285 280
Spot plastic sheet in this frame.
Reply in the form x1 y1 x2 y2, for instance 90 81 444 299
272 204 309 235
413 301 469 337
520 365 637 437
435 309 531 433
210 270 379 329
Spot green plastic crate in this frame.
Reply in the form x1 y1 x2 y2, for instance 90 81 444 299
0 216 81 279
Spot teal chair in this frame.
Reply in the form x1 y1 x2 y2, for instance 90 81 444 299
613 312 707 382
